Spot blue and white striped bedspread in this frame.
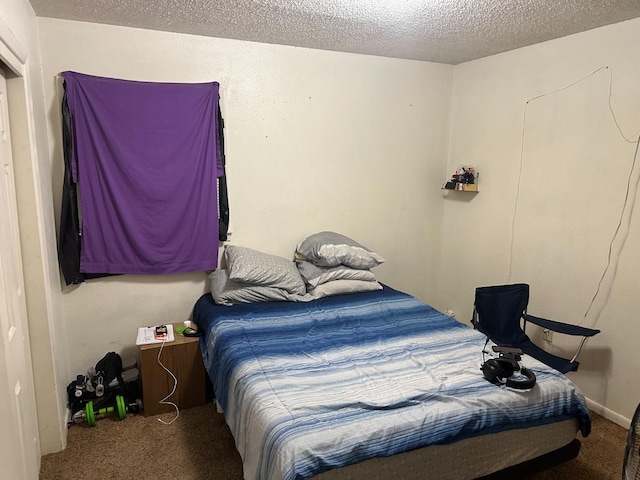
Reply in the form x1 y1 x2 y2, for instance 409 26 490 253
193 285 590 480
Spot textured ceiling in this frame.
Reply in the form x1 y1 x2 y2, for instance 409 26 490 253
28 0 640 64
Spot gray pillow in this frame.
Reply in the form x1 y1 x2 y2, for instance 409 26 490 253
295 232 385 269
308 279 382 299
225 245 306 295
209 269 310 306
297 261 377 288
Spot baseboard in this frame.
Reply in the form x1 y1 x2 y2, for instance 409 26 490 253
586 397 631 429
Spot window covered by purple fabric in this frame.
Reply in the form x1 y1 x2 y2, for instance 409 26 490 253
61 71 222 275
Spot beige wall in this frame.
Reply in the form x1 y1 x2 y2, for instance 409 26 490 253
37 18 452 385
440 18 640 425
0 0 67 457
32 13 640 453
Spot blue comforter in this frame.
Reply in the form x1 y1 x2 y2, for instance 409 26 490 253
194 285 590 480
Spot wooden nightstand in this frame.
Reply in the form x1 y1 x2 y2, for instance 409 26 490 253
138 323 206 416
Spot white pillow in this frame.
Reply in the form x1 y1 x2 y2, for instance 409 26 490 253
308 279 382 299
295 232 385 269
297 261 377 288
225 245 306 295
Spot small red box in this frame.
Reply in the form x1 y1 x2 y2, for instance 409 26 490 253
154 325 168 340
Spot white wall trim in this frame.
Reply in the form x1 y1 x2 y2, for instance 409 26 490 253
1 10 67 455
586 397 631 429
0 16 26 75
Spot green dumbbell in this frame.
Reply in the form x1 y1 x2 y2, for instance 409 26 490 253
84 395 128 427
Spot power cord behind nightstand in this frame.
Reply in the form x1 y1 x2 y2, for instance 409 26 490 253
156 337 179 425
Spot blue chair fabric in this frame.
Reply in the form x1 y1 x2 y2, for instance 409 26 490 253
471 283 600 374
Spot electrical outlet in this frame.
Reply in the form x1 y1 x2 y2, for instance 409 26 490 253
543 329 553 343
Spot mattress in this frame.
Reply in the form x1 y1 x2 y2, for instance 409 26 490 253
312 418 579 480
194 285 590 480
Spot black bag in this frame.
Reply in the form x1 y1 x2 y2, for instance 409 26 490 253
95 352 125 392
66 352 130 421
66 375 94 415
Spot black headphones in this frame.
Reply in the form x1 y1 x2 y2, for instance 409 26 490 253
481 358 536 390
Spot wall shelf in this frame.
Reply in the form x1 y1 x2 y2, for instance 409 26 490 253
442 184 478 192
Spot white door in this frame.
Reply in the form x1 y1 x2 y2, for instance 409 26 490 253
0 67 40 479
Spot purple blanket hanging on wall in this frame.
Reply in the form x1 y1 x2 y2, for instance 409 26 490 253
61 71 222 275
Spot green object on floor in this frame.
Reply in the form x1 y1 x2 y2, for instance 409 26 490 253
85 395 127 427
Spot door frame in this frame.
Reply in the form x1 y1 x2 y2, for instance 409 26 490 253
0 12 68 458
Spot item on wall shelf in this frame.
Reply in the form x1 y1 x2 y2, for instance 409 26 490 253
442 165 479 192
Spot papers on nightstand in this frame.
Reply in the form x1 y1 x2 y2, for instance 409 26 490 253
136 325 175 345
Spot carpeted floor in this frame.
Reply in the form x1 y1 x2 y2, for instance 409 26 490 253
40 404 628 480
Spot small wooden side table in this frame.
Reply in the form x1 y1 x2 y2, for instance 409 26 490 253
138 323 206 416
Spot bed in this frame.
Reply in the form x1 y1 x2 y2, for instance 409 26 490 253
193 284 590 480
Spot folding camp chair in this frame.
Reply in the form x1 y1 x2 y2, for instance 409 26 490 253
471 283 600 374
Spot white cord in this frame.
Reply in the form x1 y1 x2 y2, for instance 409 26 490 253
507 66 640 283
580 135 640 326
156 334 180 425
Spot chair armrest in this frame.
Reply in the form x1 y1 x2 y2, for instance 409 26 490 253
523 314 600 337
